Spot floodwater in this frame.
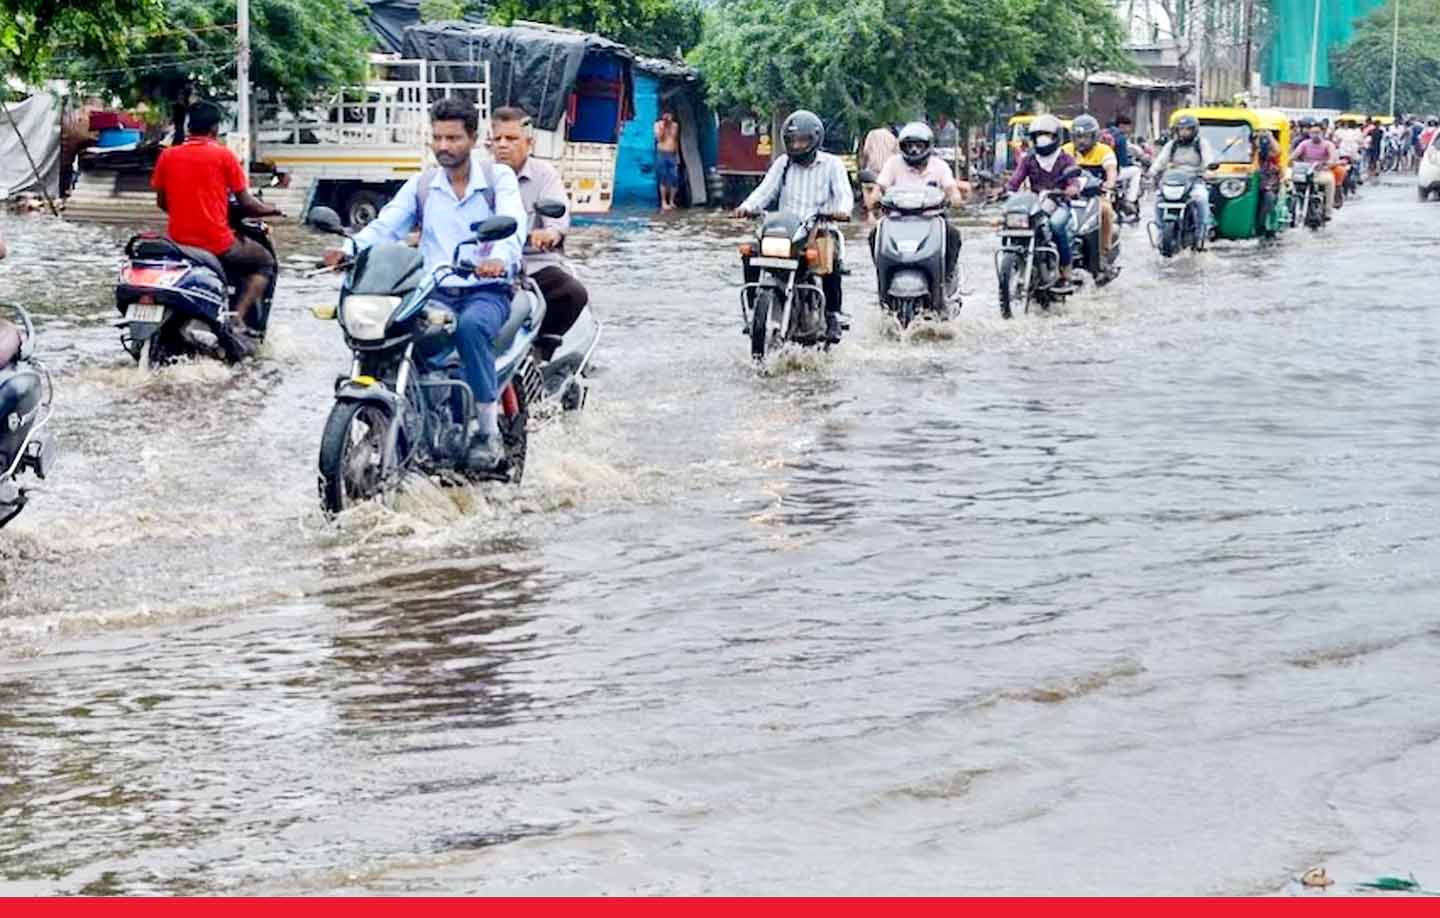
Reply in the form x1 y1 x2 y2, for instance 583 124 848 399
2 179 1440 894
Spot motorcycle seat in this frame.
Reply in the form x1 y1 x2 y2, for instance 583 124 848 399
0 319 22 368
132 237 226 278
493 291 535 354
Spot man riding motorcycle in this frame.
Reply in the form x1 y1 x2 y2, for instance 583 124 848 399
1062 113 1118 281
150 100 282 356
1112 113 1143 215
1147 113 1217 235
323 97 527 472
487 105 588 340
870 121 970 288
734 110 854 343
1003 114 1082 290
1292 119 1339 221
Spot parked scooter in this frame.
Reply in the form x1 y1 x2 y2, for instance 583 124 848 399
306 200 594 514
0 305 57 528
864 175 962 328
116 210 277 368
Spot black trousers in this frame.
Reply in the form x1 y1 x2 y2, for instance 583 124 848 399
532 265 589 337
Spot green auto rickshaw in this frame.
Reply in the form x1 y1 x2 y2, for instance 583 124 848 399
1168 107 1292 241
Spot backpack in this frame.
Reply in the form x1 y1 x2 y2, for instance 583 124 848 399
413 159 497 231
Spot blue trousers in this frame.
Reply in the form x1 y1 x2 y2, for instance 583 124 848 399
1049 204 1074 267
434 285 511 403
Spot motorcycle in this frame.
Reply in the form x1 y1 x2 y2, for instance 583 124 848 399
738 212 848 360
1340 155 1362 198
1073 173 1122 286
0 305 57 529
1291 162 1326 230
115 211 277 367
868 181 962 328
306 199 593 514
1151 169 1210 257
994 186 1075 319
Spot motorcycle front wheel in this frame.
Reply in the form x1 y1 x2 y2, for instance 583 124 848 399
1159 219 1180 258
750 289 774 360
997 251 1024 320
318 400 393 515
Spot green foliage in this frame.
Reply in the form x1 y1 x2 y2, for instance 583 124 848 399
420 0 465 21
61 0 371 112
0 0 163 85
474 0 704 56
691 0 1129 132
1334 0 1440 115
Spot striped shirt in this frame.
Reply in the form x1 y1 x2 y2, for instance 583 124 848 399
740 152 853 221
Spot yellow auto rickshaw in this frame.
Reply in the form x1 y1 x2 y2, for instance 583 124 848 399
1167 107 1291 241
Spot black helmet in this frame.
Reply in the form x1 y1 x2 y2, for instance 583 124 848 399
782 110 824 166
1072 113 1101 152
1429 117 1438 126
898 121 934 167
1030 114 1062 156
1173 113 1199 144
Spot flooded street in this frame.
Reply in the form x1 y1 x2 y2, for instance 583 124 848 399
3 179 1440 894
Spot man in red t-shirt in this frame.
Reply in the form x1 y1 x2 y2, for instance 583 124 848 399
150 101 281 344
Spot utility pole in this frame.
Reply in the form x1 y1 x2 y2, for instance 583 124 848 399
1243 0 1256 96
1307 0 1322 109
1388 0 1401 117
236 0 252 168
1193 0 1205 106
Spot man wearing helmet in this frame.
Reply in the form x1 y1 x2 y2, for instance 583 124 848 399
736 110 855 342
1062 114 1118 281
1148 113 1218 233
871 121 970 285
1004 113 1082 290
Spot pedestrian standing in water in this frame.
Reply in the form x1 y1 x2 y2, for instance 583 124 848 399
654 109 681 211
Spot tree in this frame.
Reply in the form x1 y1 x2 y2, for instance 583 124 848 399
62 0 372 114
691 0 1130 134
472 0 704 56
1334 0 1440 115
421 0 465 21
0 0 163 86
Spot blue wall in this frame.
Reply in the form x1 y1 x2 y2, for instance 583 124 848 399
614 72 663 207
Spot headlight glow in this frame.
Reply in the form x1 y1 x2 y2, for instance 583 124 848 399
1004 212 1031 229
760 236 792 258
1219 178 1248 199
342 294 401 341
1162 183 1186 201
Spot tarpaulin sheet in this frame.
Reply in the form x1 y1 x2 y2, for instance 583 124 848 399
401 21 634 132
0 94 61 200
1262 0 1385 88
364 0 421 53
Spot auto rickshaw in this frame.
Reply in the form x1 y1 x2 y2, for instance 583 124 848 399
1166 107 1291 241
1006 114 1072 170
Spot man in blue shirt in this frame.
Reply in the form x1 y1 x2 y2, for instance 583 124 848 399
1111 113 1141 214
325 97 527 469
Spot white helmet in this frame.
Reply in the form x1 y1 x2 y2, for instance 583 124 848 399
898 121 935 166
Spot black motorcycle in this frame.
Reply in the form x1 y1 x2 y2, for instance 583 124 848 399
738 212 847 359
1151 169 1210 257
994 187 1076 319
116 213 277 367
1291 162 1326 230
869 183 961 327
0 305 57 528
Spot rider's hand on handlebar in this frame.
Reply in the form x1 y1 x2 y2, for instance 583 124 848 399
473 258 507 278
322 248 347 267
732 207 756 219
529 228 562 250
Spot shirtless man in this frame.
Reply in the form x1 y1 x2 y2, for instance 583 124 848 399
654 110 681 211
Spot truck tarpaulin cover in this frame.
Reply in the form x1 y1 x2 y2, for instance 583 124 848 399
401 21 634 132
0 94 61 200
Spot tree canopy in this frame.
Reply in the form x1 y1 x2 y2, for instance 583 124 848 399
690 0 1130 130
1334 0 1440 116
0 0 163 87
473 0 704 56
61 0 372 113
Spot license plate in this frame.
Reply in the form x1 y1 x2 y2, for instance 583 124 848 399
749 256 798 270
127 303 165 324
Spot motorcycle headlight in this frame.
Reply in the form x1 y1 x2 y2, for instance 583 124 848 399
1218 177 1248 199
760 236 792 258
341 294 401 341
1004 212 1031 229
1162 183 1186 201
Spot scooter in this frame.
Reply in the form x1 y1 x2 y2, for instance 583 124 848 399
115 211 277 368
1074 173 1121 285
867 180 962 328
0 305 57 528
306 199 595 514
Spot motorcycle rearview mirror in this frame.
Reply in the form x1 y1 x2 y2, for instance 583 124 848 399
533 199 567 220
307 206 346 235
470 215 519 242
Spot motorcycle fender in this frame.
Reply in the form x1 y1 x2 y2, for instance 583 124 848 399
757 270 789 291
126 321 163 343
334 379 399 412
886 269 930 299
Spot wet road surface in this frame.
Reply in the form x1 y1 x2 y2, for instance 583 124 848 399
2 178 1440 893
